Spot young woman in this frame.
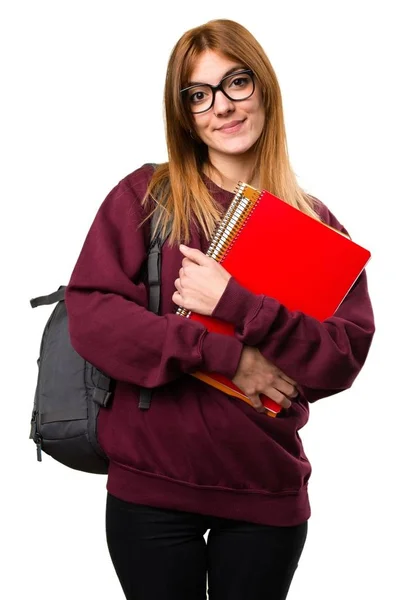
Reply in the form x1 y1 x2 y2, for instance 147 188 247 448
65 19 375 600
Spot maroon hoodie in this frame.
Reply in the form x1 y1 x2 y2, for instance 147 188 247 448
65 163 375 526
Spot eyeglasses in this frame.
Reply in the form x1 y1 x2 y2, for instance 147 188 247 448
180 69 255 114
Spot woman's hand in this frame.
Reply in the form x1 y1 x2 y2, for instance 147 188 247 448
172 245 231 315
232 347 298 413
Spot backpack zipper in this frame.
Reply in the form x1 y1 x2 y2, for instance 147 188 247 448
30 409 42 462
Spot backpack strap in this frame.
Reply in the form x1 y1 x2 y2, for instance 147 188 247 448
147 206 172 314
30 286 66 308
138 168 173 410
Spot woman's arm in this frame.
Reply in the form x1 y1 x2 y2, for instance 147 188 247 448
213 269 374 401
65 169 243 388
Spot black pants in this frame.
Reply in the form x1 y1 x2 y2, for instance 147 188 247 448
106 493 308 600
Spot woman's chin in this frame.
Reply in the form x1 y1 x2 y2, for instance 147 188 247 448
217 140 255 157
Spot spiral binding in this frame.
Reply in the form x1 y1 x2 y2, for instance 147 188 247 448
176 182 262 318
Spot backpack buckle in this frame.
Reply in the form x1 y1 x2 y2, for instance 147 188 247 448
92 388 112 407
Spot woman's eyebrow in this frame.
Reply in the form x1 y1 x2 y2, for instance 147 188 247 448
187 65 247 87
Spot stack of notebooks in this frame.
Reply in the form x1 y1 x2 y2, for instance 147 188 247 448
176 183 371 416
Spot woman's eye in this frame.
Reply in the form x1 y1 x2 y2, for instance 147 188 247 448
190 90 207 104
231 76 248 87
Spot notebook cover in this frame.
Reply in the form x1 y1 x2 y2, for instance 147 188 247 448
188 187 371 415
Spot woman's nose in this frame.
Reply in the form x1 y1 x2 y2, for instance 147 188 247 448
212 89 234 116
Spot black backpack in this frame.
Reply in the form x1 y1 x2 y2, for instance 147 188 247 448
29 179 172 474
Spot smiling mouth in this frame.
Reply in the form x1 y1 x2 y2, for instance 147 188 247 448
217 119 246 133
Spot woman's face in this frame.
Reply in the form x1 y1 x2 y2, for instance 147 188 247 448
187 50 265 160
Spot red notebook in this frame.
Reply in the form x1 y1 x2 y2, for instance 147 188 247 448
177 183 371 416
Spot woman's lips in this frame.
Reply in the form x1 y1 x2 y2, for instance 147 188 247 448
217 119 245 133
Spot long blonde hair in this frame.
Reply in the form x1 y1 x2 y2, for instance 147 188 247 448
143 19 320 244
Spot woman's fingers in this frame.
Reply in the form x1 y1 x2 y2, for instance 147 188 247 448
263 386 292 409
277 371 297 386
248 388 291 413
232 347 298 413
274 376 298 399
247 394 267 414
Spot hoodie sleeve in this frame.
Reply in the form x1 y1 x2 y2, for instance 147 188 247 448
65 166 243 388
211 201 375 402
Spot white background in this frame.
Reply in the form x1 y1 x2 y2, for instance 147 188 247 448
2 1 404 598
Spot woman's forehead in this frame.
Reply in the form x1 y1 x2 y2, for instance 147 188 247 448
187 50 244 86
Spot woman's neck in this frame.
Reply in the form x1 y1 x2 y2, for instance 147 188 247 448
204 151 259 192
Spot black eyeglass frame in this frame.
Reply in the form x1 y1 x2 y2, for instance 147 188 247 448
180 69 255 114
